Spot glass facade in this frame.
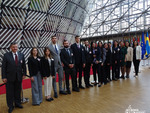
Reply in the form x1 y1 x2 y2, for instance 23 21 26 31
81 0 150 38
0 0 90 65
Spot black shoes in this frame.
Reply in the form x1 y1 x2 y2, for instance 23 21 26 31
8 106 14 113
89 84 93 87
94 83 97 86
8 104 22 113
67 90 71 94
72 87 80 92
54 92 58 98
15 104 23 108
98 84 101 87
112 78 117 81
79 85 85 89
126 75 129 78
32 103 40 106
59 91 67 95
46 98 54 102
86 85 89 88
120 76 125 79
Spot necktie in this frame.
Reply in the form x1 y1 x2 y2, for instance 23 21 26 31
15 54 18 66
55 45 58 54
67 49 70 55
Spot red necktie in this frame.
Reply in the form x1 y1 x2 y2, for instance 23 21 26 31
15 54 18 66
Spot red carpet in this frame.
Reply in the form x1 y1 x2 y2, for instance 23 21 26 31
0 68 94 95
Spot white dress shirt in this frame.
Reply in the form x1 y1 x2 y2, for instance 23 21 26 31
12 52 18 60
52 44 59 51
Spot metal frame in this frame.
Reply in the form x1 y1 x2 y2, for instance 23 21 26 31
81 0 150 39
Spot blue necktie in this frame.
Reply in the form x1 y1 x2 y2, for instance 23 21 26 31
67 48 70 55
55 45 58 54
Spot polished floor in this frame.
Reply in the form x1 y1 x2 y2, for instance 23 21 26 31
0 64 150 113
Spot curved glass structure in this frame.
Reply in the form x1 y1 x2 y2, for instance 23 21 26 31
0 0 90 65
81 0 150 39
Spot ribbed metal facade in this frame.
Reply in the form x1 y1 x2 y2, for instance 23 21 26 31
0 0 89 65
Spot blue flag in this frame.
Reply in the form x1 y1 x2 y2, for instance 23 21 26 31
141 32 146 59
145 32 150 57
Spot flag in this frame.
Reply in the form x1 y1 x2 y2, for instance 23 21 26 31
141 32 146 59
138 36 140 43
145 32 150 57
133 37 135 42
140 36 142 43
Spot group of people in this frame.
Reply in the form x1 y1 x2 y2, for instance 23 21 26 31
1 35 141 113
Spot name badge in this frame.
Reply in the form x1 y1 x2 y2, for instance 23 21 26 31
37 58 40 61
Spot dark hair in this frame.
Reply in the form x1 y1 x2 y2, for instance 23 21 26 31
10 42 17 47
133 40 138 48
63 40 68 45
113 40 119 48
108 42 111 48
51 35 57 39
44 47 52 58
75 35 80 39
125 41 130 47
98 41 103 48
120 40 125 47
104 43 108 46
30 47 39 57
91 42 95 48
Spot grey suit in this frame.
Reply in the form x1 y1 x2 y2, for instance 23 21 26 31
48 43 64 93
2 51 26 108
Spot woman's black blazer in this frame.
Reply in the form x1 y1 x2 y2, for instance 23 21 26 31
41 57 55 77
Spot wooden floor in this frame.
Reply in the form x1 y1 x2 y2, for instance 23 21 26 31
0 66 150 113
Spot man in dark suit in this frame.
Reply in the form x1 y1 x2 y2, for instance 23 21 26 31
60 40 79 94
83 40 93 88
1 42 26 113
71 36 86 89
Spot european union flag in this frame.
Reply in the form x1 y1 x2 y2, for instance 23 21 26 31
141 32 146 59
145 32 150 57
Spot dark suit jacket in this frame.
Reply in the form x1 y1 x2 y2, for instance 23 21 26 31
91 47 101 64
2 51 26 82
105 48 111 65
84 46 93 64
71 43 85 65
60 48 75 69
41 57 55 77
28 56 42 77
112 47 121 63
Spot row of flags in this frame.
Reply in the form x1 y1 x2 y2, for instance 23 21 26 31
141 32 150 59
124 32 150 59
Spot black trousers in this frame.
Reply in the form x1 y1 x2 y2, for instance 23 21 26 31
64 67 76 90
75 63 83 87
105 64 111 80
112 62 120 79
84 63 91 86
6 79 22 108
92 63 100 83
133 59 140 75
100 64 107 84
